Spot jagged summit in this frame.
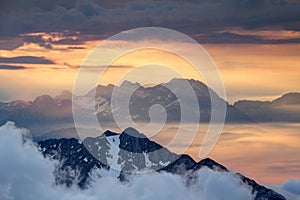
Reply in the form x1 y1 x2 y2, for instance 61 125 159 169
55 90 72 101
103 130 118 137
193 157 227 171
122 127 146 138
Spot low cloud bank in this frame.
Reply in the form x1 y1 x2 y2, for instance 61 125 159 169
270 179 300 200
281 179 300 195
0 122 255 200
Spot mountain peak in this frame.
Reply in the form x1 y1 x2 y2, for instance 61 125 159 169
119 80 141 88
122 127 146 138
272 92 300 105
55 90 72 101
193 157 227 171
103 130 118 137
165 78 206 87
33 95 54 104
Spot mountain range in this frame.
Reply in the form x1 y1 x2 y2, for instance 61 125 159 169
234 92 300 122
38 127 286 200
0 79 299 139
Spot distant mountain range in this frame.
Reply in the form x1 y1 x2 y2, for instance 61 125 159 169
0 78 299 138
234 93 300 122
38 127 286 200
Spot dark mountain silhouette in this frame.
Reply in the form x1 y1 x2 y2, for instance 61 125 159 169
38 127 286 200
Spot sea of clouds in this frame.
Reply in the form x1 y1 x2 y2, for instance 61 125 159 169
0 122 297 200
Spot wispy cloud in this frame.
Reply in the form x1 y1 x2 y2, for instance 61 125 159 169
63 62 132 69
0 65 27 70
0 56 54 64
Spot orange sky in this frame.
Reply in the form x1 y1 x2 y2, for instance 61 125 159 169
0 39 299 103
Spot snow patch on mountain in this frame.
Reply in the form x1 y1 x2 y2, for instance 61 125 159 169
106 135 120 170
144 152 155 168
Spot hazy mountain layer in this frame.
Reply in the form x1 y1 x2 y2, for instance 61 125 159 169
234 93 300 122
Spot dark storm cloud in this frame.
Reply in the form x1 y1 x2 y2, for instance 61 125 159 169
22 35 53 49
0 56 54 64
0 38 24 50
195 32 300 44
0 0 300 47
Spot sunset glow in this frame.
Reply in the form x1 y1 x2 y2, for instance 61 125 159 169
1 1 300 196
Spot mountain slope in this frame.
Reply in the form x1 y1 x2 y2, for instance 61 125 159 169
38 128 285 200
234 93 300 122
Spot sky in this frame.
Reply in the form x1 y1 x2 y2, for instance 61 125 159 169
1 0 300 195
0 0 300 103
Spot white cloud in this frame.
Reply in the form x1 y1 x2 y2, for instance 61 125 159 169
0 122 254 200
0 122 59 200
269 179 300 200
281 179 300 195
